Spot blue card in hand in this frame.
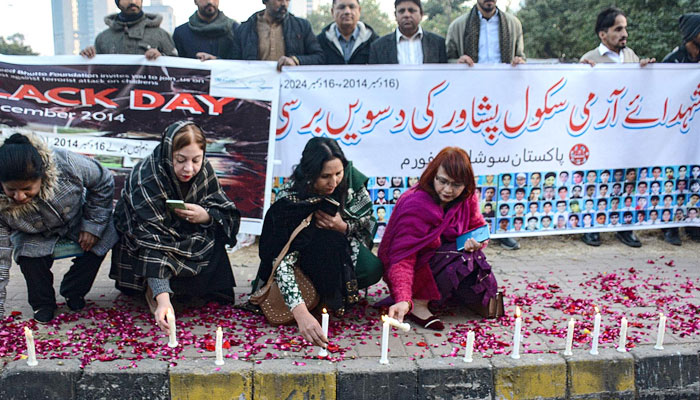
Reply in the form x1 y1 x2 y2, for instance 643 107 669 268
456 224 490 250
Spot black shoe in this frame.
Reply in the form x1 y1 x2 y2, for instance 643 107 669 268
615 231 642 248
687 227 700 242
33 308 55 324
582 232 601 246
66 297 86 311
498 237 520 250
663 228 682 246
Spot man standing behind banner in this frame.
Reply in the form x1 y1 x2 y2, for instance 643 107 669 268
80 0 176 60
317 0 378 64
661 13 700 243
232 0 324 71
579 7 653 248
445 0 525 65
173 0 239 61
368 0 447 64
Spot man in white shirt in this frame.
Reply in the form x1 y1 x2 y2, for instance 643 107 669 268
446 0 525 65
368 0 446 64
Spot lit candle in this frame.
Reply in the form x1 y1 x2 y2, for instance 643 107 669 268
463 330 475 363
318 308 329 357
654 313 666 350
617 317 628 353
381 315 411 332
379 318 390 364
24 327 38 366
167 309 178 348
215 326 224 366
511 307 522 359
563 317 575 356
590 306 601 355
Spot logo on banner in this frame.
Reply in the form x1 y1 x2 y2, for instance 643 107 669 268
569 143 589 165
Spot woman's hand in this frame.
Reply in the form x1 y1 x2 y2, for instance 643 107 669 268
313 210 348 233
78 231 99 252
388 301 411 322
174 203 211 224
292 303 328 347
154 293 175 334
462 238 482 253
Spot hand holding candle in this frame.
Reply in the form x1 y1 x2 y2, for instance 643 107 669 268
381 315 411 332
564 317 575 356
215 326 224 365
24 327 38 366
617 317 628 352
590 306 601 355
511 307 522 359
167 309 178 348
318 308 329 357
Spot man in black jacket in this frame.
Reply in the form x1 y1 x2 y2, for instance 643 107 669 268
173 0 238 60
368 0 447 64
232 0 324 71
317 0 378 64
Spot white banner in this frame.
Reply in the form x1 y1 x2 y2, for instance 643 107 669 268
275 64 700 238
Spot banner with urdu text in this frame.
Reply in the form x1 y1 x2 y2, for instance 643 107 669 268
0 55 280 235
275 64 700 239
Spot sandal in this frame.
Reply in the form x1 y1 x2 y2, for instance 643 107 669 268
406 313 445 331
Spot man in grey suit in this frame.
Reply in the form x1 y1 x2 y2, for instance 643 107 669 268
368 0 446 64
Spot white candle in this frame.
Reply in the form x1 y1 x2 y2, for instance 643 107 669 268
167 309 178 348
24 327 38 366
590 306 601 355
379 320 390 364
617 317 628 352
215 326 224 365
564 318 575 356
511 307 522 359
463 331 475 363
654 313 666 350
381 315 411 332
318 308 329 357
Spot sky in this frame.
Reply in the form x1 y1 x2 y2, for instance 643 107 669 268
0 0 518 56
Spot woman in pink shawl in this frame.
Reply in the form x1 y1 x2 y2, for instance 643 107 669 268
378 147 498 330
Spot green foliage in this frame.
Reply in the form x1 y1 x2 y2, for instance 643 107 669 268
306 0 394 37
0 33 36 55
517 0 700 61
422 0 470 36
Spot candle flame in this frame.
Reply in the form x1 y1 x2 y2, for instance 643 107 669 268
322 308 327 314
381 315 388 322
594 306 599 314
24 326 30 334
217 326 222 332
659 312 664 318
515 306 521 318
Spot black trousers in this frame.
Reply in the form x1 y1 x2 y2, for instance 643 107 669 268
18 251 105 311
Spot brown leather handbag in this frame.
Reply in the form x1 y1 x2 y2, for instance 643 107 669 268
249 214 320 326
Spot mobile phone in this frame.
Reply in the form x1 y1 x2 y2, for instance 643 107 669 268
166 199 187 210
318 197 340 216
456 224 490 250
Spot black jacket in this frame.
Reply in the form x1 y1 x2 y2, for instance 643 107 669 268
232 12 324 65
172 14 239 59
368 29 447 64
317 22 378 64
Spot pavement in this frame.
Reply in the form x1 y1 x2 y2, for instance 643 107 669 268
1 229 699 399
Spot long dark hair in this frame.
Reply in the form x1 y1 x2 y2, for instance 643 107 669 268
292 137 349 203
0 133 44 183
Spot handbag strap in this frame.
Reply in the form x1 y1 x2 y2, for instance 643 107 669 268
260 213 313 293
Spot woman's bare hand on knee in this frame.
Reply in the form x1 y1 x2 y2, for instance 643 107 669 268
292 304 328 347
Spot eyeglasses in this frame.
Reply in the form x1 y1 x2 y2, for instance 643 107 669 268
434 175 465 190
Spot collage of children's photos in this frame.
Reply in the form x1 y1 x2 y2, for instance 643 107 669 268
271 166 700 240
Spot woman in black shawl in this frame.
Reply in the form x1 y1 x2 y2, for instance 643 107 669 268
255 137 381 347
110 121 240 332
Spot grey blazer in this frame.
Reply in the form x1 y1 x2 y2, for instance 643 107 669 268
368 29 447 64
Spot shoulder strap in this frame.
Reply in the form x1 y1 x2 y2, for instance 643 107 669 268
261 213 313 292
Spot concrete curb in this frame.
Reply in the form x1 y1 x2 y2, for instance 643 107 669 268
1 345 698 399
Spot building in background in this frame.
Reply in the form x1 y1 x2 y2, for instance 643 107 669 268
144 0 175 34
51 0 117 55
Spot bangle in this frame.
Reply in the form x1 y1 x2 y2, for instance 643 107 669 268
404 300 413 312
